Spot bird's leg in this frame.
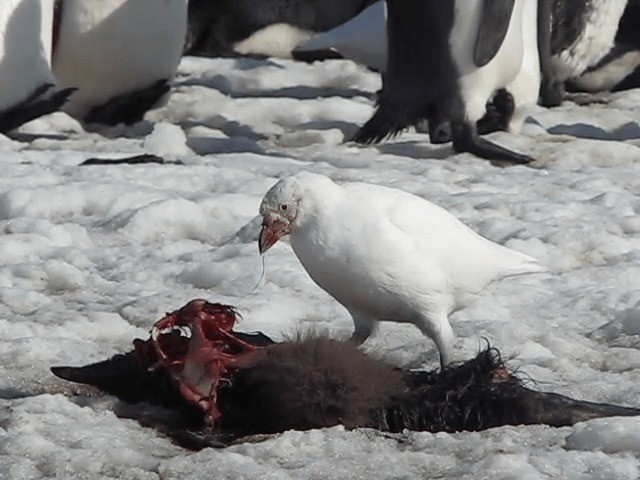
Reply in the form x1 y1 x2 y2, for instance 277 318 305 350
414 312 455 370
349 310 378 345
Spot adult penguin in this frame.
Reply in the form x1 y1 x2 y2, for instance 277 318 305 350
0 0 74 134
52 0 188 126
353 0 542 165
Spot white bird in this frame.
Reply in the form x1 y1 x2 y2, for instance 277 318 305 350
258 172 545 368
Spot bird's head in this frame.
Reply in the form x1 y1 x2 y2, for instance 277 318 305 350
258 176 303 254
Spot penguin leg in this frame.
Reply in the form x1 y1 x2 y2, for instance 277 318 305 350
0 84 75 134
428 89 516 144
427 103 453 144
84 79 170 126
349 309 379 345
539 78 564 108
537 0 563 107
426 90 516 144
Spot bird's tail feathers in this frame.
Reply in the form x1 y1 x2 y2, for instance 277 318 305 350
501 256 547 278
352 100 421 144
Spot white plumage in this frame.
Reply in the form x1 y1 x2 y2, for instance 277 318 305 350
53 0 188 119
0 0 56 111
259 172 545 368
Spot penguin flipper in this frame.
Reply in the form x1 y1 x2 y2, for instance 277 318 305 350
474 0 515 67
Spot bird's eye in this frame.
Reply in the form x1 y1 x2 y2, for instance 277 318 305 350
280 204 288 211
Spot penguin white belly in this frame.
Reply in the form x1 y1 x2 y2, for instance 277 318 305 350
450 0 526 122
233 23 315 58
570 50 640 92
0 0 55 111
504 0 541 133
53 0 187 118
552 0 628 81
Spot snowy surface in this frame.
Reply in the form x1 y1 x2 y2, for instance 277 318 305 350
1 55 640 479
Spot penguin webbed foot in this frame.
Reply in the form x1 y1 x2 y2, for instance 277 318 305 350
84 79 170 126
477 89 514 135
539 78 564 108
426 103 452 144
0 84 76 134
452 120 533 166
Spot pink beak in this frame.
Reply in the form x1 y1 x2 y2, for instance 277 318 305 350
258 218 290 254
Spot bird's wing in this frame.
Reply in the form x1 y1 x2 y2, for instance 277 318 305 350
343 183 541 292
346 184 479 249
474 0 516 67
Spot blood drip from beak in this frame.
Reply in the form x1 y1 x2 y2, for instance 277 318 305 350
258 221 289 254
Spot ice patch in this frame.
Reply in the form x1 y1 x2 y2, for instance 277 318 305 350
566 417 640 453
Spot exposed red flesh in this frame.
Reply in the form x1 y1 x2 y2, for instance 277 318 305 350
135 299 264 426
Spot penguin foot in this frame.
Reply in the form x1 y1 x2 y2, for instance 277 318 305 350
427 90 515 145
0 84 76 134
428 122 452 144
477 89 514 135
539 79 564 108
84 79 170 126
452 121 533 165
427 104 453 144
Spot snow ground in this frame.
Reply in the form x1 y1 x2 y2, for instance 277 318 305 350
1 55 640 479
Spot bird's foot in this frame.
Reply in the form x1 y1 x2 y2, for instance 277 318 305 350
477 89 514 135
83 79 170 126
539 79 564 108
0 84 75 134
452 121 533 166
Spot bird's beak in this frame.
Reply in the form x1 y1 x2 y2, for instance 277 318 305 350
258 217 290 254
